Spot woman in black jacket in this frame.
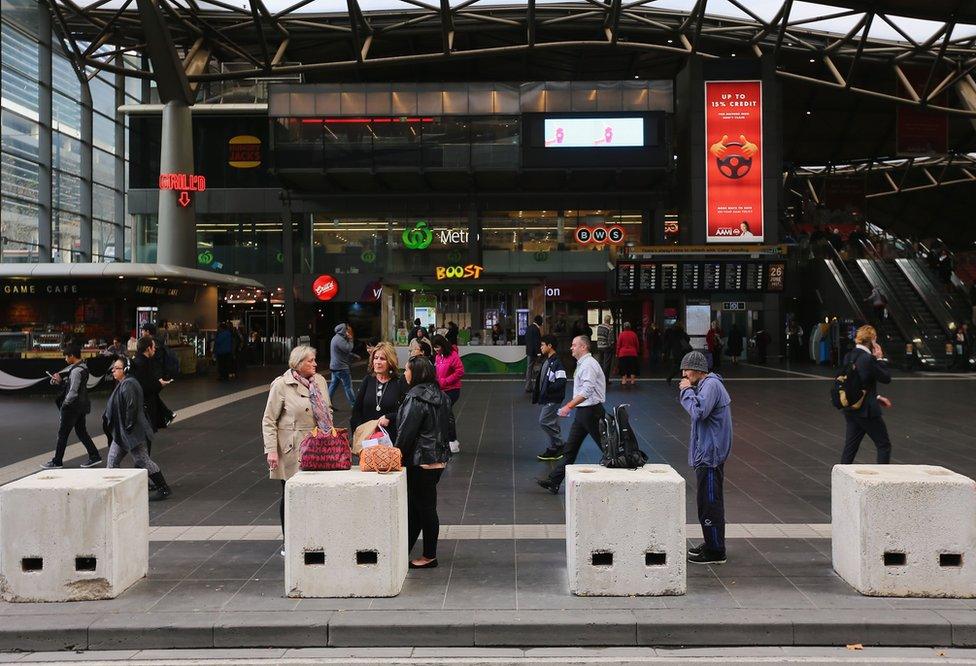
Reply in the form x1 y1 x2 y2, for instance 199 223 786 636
396 355 455 569
350 342 409 437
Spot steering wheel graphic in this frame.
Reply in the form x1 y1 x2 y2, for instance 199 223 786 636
716 141 753 179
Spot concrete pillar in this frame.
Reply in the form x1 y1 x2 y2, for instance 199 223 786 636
156 100 196 267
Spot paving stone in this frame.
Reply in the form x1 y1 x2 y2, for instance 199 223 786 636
283 647 414 657
131 648 288 659
212 611 331 648
788 609 952 646
935 610 976 647
87 612 218 650
0 614 95 652
634 610 793 646
474 610 637 646
328 611 475 647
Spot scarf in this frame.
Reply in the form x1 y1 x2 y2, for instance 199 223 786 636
292 371 331 431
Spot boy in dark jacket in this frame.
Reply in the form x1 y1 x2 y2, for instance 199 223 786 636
533 334 568 461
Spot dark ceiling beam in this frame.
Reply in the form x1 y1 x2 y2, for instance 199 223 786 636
134 0 194 104
440 0 454 54
248 0 272 71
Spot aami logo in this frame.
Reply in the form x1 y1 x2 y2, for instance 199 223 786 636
715 228 737 236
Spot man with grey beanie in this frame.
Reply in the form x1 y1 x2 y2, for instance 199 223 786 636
678 350 732 565
329 323 359 407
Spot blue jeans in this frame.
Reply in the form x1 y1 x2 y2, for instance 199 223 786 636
328 369 355 407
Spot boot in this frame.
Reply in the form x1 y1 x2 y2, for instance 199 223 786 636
149 472 171 501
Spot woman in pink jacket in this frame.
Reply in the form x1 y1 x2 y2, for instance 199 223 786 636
616 322 640 388
432 334 464 453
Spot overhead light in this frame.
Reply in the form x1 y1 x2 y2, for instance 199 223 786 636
667 39 673 44
809 58 816 63
805 110 812 115
730 52 736 57
410 288 417 293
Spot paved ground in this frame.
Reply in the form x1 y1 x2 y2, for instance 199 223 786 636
2 361 976 651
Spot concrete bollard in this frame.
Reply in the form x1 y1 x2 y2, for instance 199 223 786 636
565 464 686 596
0 469 149 602
832 464 976 597
285 469 407 598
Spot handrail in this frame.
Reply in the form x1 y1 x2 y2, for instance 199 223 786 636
896 258 956 335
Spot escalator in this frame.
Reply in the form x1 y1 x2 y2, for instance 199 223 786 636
912 259 974 327
877 260 949 367
855 259 937 368
843 260 905 353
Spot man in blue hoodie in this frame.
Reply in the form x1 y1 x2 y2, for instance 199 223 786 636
532 334 567 461
678 350 732 565
329 323 360 407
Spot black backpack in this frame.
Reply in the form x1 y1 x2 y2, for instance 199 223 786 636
599 404 648 469
830 356 867 411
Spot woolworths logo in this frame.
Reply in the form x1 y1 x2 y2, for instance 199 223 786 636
402 221 433 250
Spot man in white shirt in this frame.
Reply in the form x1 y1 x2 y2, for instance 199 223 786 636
537 335 606 494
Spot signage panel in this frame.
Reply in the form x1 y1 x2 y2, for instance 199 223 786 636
705 80 764 243
312 274 339 301
616 262 637 294
544 117 644 147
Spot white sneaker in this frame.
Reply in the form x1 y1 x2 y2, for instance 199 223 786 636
449 440 460 454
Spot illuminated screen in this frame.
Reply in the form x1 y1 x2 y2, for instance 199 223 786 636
544 118 644 148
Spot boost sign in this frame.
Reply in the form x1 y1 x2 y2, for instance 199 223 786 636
312 274 339 301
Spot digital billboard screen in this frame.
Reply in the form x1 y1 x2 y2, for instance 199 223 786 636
543 118 644 148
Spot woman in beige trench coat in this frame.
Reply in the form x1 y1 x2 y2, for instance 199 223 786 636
262 344 332 552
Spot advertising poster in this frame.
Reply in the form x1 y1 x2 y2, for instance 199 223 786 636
705 80 763 243
544 117 644 147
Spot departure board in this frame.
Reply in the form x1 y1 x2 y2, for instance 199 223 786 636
638 262 658 292
681 262 701 291
703 262 722 291
767 262 786 292
660 263 679 291
746 262 765 291
723 262 745 291
617 262 637 294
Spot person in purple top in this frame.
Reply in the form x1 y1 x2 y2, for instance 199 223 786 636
677 350 733 565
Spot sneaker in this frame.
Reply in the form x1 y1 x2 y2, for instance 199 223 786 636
449 440 460 454
687 543 705 556
536 448 564 461
80 457 103 468
40 460 63 470
536 478 560 495
687 550 727 565
280 544 285 557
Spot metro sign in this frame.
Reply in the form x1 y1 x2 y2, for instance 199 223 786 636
159 173 206 208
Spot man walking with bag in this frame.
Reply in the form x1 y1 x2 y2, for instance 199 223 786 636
533 334 567 461
839 325 892 464
42 343 103 469
524 314 543 393
678 351 732 565
537 335 606 494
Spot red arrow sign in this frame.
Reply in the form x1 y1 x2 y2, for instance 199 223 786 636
178 191 191 208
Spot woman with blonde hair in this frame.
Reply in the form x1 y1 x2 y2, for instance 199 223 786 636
351 341 410 438
262 345 332 554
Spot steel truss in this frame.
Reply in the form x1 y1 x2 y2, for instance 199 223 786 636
44 0 976 117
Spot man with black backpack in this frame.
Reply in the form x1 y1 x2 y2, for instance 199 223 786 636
678 351 732 565
836 325 892 464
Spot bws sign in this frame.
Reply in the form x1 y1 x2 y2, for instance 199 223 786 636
574 225 625 245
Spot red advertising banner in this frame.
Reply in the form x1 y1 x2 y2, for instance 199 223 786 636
896 68 947 155
705 81 764 243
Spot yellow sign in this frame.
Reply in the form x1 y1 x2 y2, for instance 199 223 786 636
228 135 261 169
435 264 484 280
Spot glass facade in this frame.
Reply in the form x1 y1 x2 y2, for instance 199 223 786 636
0 0 137 264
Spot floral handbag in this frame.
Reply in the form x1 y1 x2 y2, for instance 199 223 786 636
299 426 351 471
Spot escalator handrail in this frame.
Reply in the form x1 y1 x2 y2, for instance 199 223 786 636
824 258 873 323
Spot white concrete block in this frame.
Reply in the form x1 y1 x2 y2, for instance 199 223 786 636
565 464 686 596
0 469 149 602
832 465 976 597
284 470 407 598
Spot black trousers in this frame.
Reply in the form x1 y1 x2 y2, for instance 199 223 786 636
548 404 605 488
279 480 286 535
53 409 100 465
407 466 444 559
695 464 726 555
841 413 892 464
216 353 233 380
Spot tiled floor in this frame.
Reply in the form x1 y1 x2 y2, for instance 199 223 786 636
3 363 976 617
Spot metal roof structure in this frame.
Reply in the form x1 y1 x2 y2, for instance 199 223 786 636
47 0 976 117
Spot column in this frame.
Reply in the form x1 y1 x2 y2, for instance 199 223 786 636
79 84 93 261
114 57 125 261
156 100 195 266
282 201 296 345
